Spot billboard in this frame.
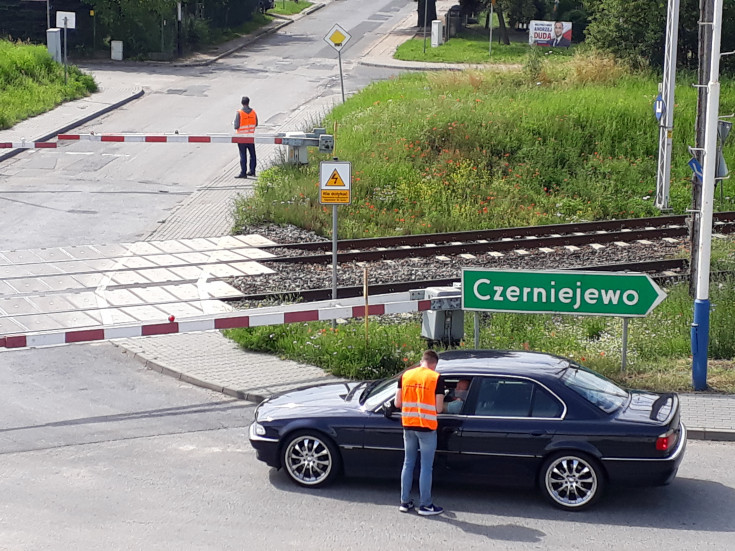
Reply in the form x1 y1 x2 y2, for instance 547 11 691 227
529 20 572 47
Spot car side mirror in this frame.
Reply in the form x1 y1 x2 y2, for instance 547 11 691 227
383 400 396 418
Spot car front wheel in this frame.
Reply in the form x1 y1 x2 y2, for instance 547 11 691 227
281 431 341 488
539 452 605 511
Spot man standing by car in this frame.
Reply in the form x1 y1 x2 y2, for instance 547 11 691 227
234 96 258 178
394 349 445 516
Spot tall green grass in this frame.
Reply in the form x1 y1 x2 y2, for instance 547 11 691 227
226 272 735 392
233 55 735 238
0 40 97 130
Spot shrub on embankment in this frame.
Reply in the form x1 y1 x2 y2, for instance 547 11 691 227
233 53 735 238
0 40 97 130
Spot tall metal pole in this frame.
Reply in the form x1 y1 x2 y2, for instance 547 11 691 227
691 0 724 391
63 19 68 84
422 0 429 54
338 50 345 103
655 0 680 211
690 0 715 297
488 4 494 55
46 0 50 29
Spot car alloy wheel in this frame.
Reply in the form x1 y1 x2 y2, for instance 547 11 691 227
282 431 341 488
540 452 604 511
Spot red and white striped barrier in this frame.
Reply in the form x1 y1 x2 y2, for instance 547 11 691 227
0 141 57 149
0 292 440 350
57 133 284 144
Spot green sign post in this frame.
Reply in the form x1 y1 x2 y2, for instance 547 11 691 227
462 269 666 316
462 269 667 372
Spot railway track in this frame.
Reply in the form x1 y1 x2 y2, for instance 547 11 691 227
230 258 689 304
262 212 735 264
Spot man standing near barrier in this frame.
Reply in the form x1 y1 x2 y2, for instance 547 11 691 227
234 96 258 178
394 349 445 516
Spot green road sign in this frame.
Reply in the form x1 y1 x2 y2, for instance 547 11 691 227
462 269 667 317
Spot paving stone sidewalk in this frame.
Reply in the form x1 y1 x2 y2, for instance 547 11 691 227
1 0 734 441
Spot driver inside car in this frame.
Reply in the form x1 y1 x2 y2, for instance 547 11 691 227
444 379 470 414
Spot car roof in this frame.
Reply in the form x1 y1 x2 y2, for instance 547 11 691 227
436 349 571 378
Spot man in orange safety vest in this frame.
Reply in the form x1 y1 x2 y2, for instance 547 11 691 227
394 349 445 516
234 96 258 178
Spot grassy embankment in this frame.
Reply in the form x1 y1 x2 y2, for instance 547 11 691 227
0 40 97 130
268 0 313 16
394 16 570 65
228 52 735 392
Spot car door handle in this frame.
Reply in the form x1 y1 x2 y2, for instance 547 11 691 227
531 430 548 436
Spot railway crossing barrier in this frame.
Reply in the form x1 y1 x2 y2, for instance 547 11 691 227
0 289 464 350
1 128 335 164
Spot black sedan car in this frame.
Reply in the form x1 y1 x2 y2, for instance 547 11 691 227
249 350 686 511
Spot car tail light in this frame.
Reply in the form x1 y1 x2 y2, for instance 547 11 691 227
656 429 678 451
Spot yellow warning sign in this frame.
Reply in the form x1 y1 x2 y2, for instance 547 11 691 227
320 160 351 205
326 169 345 187
329 30 346 46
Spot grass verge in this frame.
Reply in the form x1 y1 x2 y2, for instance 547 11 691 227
226 269 735 392
0 40 97 130
268 1 313 16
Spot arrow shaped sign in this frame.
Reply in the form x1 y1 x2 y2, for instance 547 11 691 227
462 269 667 317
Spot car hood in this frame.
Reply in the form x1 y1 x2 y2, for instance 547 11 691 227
614 390 679 426
255 381 364 421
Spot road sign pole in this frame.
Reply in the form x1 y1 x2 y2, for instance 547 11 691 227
473 312 479 347
63 20 68 84
338 50 345 104
332 204 338 301
621 318 629 373
692 0 724 391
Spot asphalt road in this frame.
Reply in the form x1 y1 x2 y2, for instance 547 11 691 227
2 2 735 548
1 344 734 549
0 0 405 249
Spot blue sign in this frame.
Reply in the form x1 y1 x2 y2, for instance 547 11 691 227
654 94 665 122
688 157 703 183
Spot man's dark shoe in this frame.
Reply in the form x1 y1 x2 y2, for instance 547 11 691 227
399 500 414 513
418 504 443 516
235 173 247 179
247 171 256 177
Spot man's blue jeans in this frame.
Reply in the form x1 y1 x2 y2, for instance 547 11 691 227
400 429 437 507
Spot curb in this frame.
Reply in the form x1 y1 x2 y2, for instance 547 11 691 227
173 3 327 67
173 19 292 67
685 427 735 442
113 341 267 404
0 88 144 164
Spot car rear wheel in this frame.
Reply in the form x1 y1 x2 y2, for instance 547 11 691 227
540 452 605 511
281 431 341 488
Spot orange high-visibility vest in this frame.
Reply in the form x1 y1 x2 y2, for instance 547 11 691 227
400 366 439 430
237 110 257 134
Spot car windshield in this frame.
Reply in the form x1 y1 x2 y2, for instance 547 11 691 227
362 376 399 410
561 365 629 413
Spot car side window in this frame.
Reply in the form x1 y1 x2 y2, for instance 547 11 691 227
530 385 564 418
471 378 533 417
470 377 563 418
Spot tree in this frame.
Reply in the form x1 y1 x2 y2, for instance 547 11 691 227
584 0 735 73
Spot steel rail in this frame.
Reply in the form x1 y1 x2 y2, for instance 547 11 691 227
263 212 735 252
230 259 689 304
265 225 727 265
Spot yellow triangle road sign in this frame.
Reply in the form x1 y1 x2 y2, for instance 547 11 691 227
326 169 345 187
